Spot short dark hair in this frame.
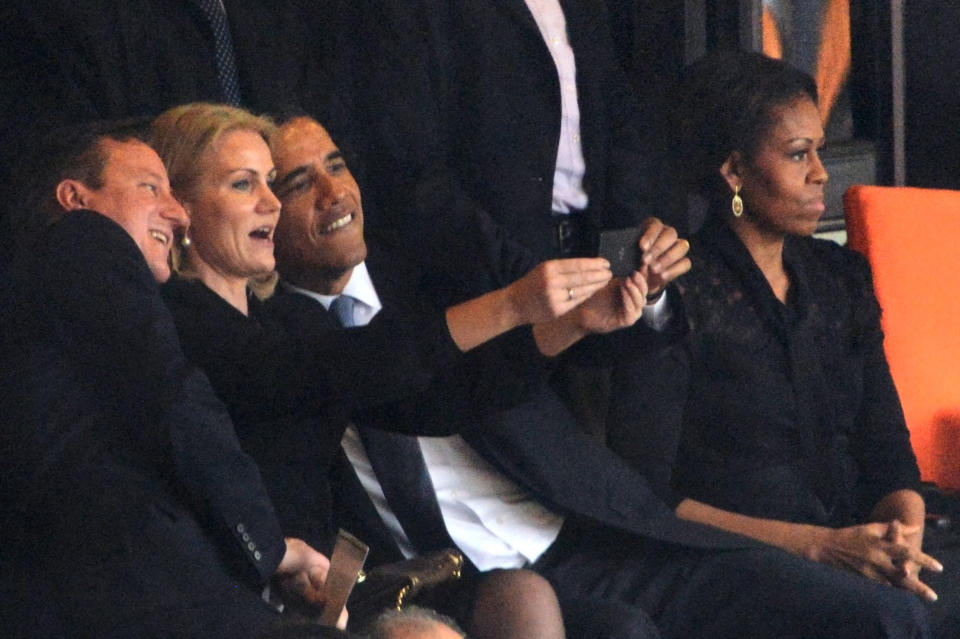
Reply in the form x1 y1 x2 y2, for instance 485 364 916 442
674 50 818 203
269 105 314 129
5 118 151 252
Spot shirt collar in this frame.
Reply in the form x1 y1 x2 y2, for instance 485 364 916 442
280 262 382 315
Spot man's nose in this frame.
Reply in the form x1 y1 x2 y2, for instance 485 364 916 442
161 191 189 227
316 173 344 208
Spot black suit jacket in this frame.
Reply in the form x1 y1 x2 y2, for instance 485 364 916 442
295 244 757 571
258 244 551 562
354 0 658 301
0 212 285 636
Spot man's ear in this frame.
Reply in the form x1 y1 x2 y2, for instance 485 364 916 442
719 152 743 194
55 179 90 211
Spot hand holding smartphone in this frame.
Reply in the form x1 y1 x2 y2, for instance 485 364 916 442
596 227 642 278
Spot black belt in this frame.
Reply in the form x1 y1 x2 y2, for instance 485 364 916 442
551 212 593 258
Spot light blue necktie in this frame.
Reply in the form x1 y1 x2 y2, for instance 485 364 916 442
329 294 357 328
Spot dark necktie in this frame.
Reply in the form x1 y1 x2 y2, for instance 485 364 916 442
358 428 457 554
328 295 456 553
195 0 242 105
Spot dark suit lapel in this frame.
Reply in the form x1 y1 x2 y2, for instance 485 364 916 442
490 0 542 36
266 288 339 335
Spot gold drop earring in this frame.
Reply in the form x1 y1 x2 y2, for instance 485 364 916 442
731 184 744 217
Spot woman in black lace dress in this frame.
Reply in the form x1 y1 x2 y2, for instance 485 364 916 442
608 51 958 636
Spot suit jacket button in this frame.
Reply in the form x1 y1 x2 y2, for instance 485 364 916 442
247 542 256 551
242 533 251 542
254 550 262 561
237 523 246 534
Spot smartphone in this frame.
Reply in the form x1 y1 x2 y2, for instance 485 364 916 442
319 529 370 626
596 227 642 278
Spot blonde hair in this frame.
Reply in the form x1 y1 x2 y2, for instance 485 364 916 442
149 102 278 294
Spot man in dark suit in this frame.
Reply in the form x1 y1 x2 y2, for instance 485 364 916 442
353 0 679 302
0 121 338 637
266 115 932 639
348 0 691 447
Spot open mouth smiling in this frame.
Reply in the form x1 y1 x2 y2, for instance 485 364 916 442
249 225 274 241
320 212 354 234
149 230 170 246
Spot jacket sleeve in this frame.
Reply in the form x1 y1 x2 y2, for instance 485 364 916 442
40 212 286 583
165 279 465 428
356 324 554 436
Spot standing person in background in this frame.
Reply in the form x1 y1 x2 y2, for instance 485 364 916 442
352 0 681 301
0 0 357 260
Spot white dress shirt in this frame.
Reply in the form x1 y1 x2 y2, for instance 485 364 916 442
324 263 564 569
315 263 670 570
282 261 381 323
524 0 589 214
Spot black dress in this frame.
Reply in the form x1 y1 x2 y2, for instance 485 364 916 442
611 217 960 637
610 217 920 526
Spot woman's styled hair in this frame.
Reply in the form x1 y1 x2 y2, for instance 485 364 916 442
674 50 818 204
149 102 278 293
150 102 276 202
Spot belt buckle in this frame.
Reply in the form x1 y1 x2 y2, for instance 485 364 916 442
555 217 576 257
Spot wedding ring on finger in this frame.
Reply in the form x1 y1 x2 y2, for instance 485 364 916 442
567 287 575 301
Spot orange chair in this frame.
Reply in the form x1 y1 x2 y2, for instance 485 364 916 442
844 185 960 491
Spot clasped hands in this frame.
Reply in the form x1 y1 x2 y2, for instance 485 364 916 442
511 217 691 338
808 520 943 602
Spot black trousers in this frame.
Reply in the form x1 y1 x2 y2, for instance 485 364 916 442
534 520 932 639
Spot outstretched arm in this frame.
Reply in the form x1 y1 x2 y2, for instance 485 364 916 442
530 218 693 356
531 270 648 356
636 217 692 300
444 257 613 352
